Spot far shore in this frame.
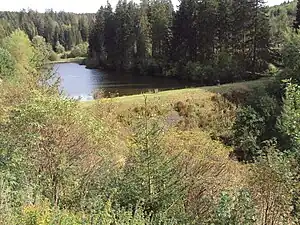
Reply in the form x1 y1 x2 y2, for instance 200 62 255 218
47 57 86 65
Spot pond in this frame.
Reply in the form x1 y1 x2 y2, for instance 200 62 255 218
52 63 197 100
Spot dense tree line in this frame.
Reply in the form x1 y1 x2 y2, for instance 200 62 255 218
87 0 270 84
268 1 296 45
0 10 94 51
0 1 299 82
0 1 298 83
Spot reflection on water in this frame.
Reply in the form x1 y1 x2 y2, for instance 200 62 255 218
52 63 197 100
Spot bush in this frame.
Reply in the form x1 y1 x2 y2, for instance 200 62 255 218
233 106 265 161
0 47 16 78
0 20 12 40
69 42 88 58
55 41 65 54
280 34 300 84
93 89 105 100
115 101 187 222
182 52 241 84
48 51 59 61
233 90 280 161
32 36 52 68
267 63 279 76
248 147 295 224
212 190 256 225
184 61 216 83
277 81 300 152
216 49 240 82
1 29 35 73
60 52 68 59
0 92 116 209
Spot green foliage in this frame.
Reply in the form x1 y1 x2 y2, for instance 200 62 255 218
93 201 152 224
233 89 281 161
0 47 16 78
280 34 300 84
278 81 300 152
184 61 214 82
48 51 59 61
212 190 256 225
267 63 279 76
1 29 35 73
249 146 295 224
0 19 12 40
55 41 65 54
233 106 265 161
0 92 110 208
0 10 93 50
180 50 242 83
69 42 88 58
31 35 52 68
86 0 270 83
0 2 299 222
115 99 187 222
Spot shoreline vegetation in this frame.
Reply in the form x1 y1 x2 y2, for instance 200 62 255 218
47 57 86 65
81 77 272 107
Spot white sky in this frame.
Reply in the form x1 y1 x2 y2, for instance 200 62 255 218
0 0 290 13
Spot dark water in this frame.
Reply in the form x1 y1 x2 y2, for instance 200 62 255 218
53 63 196 100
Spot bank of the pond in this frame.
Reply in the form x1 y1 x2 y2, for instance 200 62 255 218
47 57 86 65
80 77 272 108
52 62 201 99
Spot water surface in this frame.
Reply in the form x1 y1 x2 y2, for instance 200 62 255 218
53 63 196 100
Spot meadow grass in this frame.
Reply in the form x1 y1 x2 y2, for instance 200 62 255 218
47 57 86 64
80 77 271 108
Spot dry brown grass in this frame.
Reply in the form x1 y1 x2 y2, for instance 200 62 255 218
81 78 292 223
81 78 269 136
83 81 252 220
163 128 248 219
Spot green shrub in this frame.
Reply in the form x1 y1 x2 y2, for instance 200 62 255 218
48 51 59 61
0 92 114 209
212 190 256 225
115 100 187 222
2 29 35 73
60 52 68 59
267 63 278 76
93 89 105 100
0 47 15 78
0 20 12 40
216 49 240 82
184 61 216 83
280 34 300 84
233 106 265 161
277 81 300 152
55 41 65 54
32 36 52 68
249 146 295 224
233 90 281 161
69 42 88 58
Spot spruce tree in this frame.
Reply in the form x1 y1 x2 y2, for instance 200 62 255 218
114 0 139 70
88 7 105 63
135 0 152 74
172 0 198 62
149 0 173 62
294 0 300 31
195 0 218 62
250 0 270 76
231 0 253 77
216 0 232 52
104 2 117 67
117 99 186 220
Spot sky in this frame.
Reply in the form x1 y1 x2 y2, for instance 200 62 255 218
0 0 290 13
